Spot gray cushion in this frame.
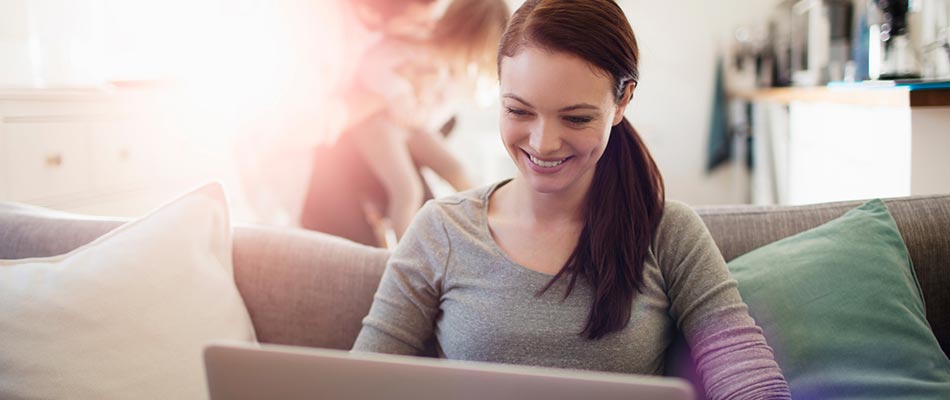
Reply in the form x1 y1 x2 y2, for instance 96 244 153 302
0 203 126 259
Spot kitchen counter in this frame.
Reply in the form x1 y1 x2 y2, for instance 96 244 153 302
730 84 950 108
729 84 950 205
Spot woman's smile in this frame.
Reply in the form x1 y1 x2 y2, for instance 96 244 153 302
523 149 573 173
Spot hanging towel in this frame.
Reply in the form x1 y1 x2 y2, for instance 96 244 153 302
706 57 732 172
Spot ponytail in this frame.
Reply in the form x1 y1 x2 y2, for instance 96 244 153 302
539 117 665 340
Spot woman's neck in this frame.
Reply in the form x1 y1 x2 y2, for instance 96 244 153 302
502 176 591 226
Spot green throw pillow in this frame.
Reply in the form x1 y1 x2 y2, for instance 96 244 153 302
728 199 950 399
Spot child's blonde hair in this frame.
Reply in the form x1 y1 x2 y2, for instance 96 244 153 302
429 0 510 80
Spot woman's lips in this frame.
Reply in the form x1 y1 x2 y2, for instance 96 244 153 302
522 150 572 174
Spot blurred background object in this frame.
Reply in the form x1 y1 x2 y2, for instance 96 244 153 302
868 0 921 79
722 0 950 206
0 0 106 88
2 0 949 234
744 0 950 86
294 0 509 247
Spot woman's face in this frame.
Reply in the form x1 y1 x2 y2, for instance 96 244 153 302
499 46 632 196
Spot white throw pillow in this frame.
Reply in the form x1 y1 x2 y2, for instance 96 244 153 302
0 183 257 400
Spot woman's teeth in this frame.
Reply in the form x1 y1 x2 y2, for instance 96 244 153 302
528 153 568 168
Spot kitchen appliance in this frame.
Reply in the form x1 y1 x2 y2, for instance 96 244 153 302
770 1 796 86
916 0 950 78
788 0 854 86
869 0 922 79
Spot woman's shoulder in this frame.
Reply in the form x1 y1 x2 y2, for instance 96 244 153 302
654 199 710 245
413 181 503 235
660 199 701 223
436 181 499 204
427 182 498 216
651 200 723 278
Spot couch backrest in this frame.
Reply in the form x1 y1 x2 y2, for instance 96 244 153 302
2 194 948 357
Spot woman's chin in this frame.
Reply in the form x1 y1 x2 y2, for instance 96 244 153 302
517 163 598 197
520 172 574 195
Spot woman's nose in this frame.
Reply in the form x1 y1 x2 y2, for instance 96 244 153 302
528 120 561 155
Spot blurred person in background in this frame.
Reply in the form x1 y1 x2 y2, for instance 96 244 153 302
299 0 511 247
233 0 442 226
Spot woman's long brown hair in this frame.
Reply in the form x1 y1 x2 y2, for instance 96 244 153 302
498 0 665 340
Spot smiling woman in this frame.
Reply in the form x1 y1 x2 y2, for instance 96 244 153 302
352 1 792 399
498 48 634 201
490 0 670 346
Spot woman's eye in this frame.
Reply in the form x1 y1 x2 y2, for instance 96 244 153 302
564 116 593 124
505 107 531 116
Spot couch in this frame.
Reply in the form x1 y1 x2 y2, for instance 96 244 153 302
1 194 948 394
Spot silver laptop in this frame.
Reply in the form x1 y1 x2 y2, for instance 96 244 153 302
204 342 695 400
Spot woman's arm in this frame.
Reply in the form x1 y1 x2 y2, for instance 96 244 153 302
656 201 791 400
352 201 450 354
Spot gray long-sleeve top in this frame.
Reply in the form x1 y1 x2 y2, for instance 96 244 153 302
353 181 791 399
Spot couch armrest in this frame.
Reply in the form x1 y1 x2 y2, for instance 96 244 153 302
233 226 389 349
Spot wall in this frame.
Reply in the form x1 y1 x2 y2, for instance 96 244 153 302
625 0 785 205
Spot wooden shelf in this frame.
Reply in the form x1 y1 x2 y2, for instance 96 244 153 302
730 86 950 108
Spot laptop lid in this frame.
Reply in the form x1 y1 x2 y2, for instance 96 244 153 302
204 342 695 400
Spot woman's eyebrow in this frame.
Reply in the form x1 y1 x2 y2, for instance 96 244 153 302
558 104 599 112
502 93 533 108
503 93 600 112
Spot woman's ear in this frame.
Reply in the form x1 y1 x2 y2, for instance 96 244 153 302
612 82 636 126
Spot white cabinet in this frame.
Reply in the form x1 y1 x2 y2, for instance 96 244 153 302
0 89 175 215
784 103 912 205
90 119 160 191
739 87 950 205
910 109 950 196
0 128 6 199
3 122 93 201
0 89 255 221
